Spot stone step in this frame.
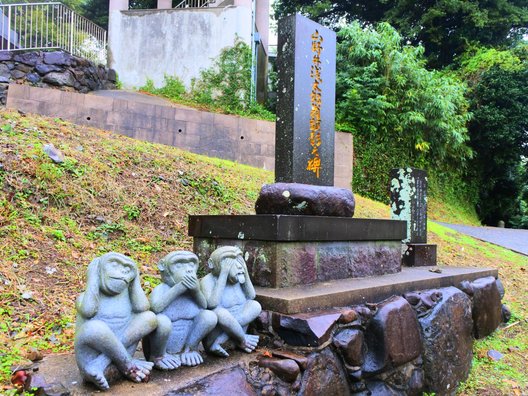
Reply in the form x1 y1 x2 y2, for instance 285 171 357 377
32 351 256 395
255 266 498 314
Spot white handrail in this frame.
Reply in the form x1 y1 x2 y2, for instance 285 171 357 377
174 0 211 9
0 2 107 65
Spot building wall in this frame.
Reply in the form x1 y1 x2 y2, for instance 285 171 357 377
108 6 252 89
6 84 353 190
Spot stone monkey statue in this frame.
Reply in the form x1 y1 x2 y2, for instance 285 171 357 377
74 252 157 391
200 246 261 357
145 251 217 369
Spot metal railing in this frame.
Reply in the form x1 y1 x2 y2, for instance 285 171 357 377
0 2 106 65
174 0 211 8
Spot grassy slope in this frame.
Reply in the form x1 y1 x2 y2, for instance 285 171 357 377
0 110 526 394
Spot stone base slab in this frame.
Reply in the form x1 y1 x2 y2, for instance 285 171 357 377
255 266 498 314
190 215 407 288
188 215 406 242
403 243 437 267
194 238 402 288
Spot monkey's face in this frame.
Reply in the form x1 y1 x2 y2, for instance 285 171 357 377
99 256 137 295
168 258 198 285
225 254 246 284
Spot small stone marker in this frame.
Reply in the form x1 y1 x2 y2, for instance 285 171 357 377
275 14 336 186
390 168 428 243
390 168 437 266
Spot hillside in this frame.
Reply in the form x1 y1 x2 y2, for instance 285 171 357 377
0 109 526 394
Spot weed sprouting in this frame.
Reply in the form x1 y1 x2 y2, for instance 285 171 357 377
123 204 141 221
37 163 64 181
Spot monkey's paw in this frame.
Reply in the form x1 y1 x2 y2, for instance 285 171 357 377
125 359 154 383
240 334 259 353
86 370 109 391
181 350 204 366
154 354 181 370
209 342 230 357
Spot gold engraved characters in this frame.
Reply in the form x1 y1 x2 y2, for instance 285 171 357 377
307 29 324 178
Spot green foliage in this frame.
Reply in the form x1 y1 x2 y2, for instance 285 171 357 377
274 0 528 67
49 229 66 242
460 47 524 77
466 65 528 226
123 204 141 221
140 41 275 121
190 39 252 111
336 22 472 203
140 76 186 101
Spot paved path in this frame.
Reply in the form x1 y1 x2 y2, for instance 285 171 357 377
90 89 195 109
436 222 528 256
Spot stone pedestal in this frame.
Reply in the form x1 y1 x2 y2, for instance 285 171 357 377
403 243 437 267
189 215 406 288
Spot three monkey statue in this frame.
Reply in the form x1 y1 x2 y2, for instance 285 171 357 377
74 246 262 390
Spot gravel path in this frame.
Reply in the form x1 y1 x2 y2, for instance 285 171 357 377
435 222 528 256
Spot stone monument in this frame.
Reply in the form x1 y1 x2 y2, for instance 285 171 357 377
390 168 437 266
74 252 157 390
64 14 506 395
189 13 407 312
275 14 336 186
189 13 498 318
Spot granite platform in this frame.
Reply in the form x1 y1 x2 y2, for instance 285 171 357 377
255 266 498 314
189 215 407 288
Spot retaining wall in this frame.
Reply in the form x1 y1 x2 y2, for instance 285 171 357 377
6 84 354 189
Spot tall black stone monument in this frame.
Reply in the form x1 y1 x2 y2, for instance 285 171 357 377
275 14 336 186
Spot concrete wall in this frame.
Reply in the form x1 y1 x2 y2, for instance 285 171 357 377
6 84 353 189
108 7 252 90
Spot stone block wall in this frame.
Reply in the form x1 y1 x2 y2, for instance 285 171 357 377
6 84 354 189
0 50 117 106
224 276 506 396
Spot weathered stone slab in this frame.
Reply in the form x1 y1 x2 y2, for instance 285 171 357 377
194 239 402 288
299 348 350 395
272 311 341 347
190 215 405 288
417 286 473 395
390 168 428 244
333 329 364 367
459 276 502 339
255 266 498 314
167 366 257 396
33 351 257 395
275 14 336 186
363 296 421 374
189 215 406 242
255 182 355 217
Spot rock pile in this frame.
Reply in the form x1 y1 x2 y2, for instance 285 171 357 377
0 50 116 106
